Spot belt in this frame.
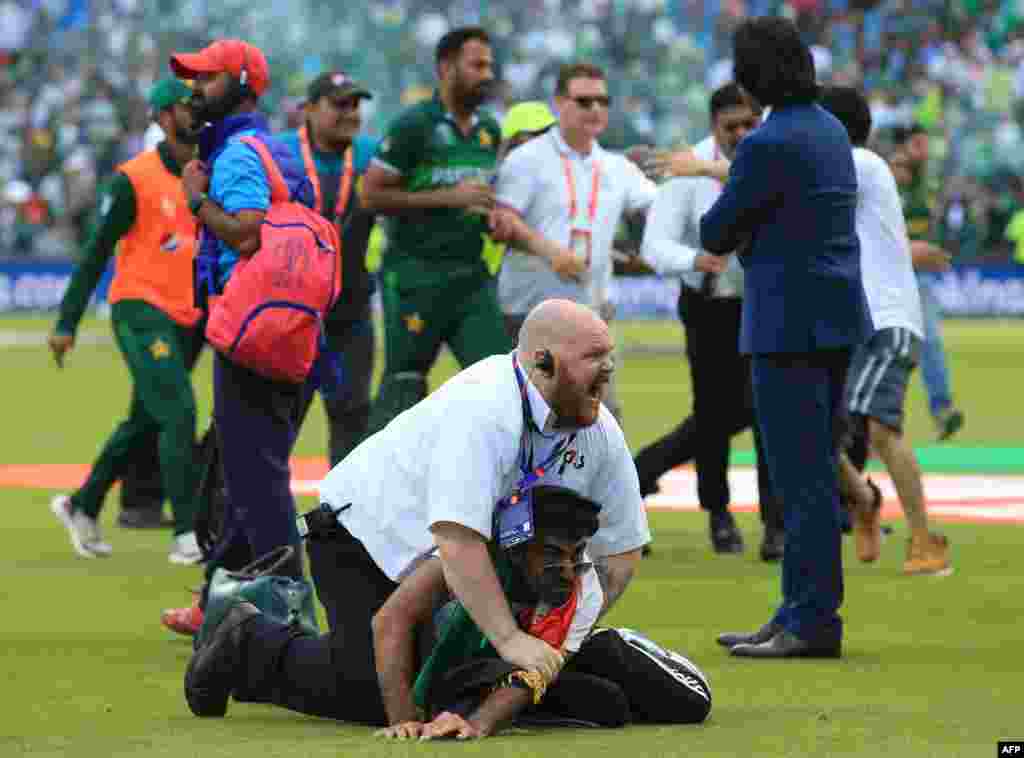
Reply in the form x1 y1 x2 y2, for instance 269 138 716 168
296 502 351 539
680 284 741 303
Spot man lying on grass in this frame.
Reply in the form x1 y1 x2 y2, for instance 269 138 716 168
373 485 712 739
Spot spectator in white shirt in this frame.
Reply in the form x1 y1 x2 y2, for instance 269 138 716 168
182 298 650 724
817 86 952 578
635 83 784 561
489 62 657 419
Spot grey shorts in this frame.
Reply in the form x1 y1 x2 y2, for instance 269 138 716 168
844 327 921 434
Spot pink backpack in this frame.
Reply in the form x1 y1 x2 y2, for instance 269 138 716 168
205 136 342 384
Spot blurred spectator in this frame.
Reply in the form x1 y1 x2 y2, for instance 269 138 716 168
0 0 1021 264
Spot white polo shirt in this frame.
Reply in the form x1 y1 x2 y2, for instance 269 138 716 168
852 147 924 338
640 135 744 298
495 127 657 314
319 352 651 583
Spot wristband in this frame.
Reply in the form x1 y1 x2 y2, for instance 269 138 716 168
496 670 548 705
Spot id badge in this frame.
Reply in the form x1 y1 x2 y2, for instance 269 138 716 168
569 228 592 268
494 489 535 549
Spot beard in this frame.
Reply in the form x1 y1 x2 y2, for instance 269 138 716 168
190 84 243 125
455 75 493 110
551 376 605 428
171 120 201 145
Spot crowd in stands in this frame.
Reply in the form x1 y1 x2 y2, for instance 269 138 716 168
1 0 1023 263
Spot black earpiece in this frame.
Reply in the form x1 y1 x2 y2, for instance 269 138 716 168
537 349 555 377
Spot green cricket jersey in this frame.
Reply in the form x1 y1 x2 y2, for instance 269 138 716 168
374 92 500 274
900 167 936 242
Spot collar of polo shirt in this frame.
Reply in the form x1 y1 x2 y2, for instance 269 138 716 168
551 125 598 160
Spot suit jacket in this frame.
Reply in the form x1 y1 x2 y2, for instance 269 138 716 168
699 103 872 355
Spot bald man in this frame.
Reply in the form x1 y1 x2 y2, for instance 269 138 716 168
184 299 651 724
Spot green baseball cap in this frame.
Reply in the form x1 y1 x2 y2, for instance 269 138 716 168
501 101 557 140
148 78 193 114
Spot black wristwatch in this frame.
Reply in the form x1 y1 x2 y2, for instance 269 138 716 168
189 192 208 215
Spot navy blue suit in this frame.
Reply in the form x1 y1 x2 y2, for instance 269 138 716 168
700 103 872 642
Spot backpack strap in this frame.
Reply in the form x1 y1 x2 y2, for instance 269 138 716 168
238 135 289 204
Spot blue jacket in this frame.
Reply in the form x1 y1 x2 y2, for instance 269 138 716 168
194 113 314 294
700 103 872 355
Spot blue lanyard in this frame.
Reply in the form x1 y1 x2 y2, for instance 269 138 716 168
512 356 574 493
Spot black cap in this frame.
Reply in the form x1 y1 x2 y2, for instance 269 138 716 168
306 71 373 103
530 485 602 543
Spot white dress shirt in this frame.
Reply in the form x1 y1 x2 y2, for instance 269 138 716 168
640 136 744 298
319 352 651 583
495 127 657 314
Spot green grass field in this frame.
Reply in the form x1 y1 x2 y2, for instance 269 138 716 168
3 316 1023 757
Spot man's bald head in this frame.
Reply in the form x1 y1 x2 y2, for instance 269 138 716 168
516 299 614 428
517 299 607 359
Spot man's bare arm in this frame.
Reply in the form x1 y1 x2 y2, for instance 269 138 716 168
361 165 493 214
371 558 449 725
431 521 563 681
594 548 642 619
468 684 533 737
489 208 586 282
910 240 952 272
194 204 264 257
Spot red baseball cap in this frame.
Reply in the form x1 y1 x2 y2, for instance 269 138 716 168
170 39 270 97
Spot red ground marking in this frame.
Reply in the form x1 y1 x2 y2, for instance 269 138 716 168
3 461 1024 524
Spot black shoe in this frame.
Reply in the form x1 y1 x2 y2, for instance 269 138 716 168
641 544 653 558
716 622 780 649
709 512 744 554
936 408 964 442
184 602 260 717
730 629 841 659
118 508 174 529
759 527 785 562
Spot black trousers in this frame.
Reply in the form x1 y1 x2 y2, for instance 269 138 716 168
296 307 376 467
204 354 304 584
237 525 397 725
634 288 782 528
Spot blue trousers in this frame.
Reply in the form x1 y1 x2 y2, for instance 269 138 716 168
205 353 303 581
752 350 849 641
917 275 953 417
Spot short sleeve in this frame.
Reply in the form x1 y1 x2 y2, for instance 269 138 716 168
373 113 426 177
586 413 651 559
563 562 603 652
210 141 271 214
495 146 538 216
425 394 511 539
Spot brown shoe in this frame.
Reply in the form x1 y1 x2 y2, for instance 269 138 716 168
853 479 882 563
903 532 953 576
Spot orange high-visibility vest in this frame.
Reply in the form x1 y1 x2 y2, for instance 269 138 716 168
108 150 201 327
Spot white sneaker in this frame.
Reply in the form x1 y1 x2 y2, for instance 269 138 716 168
50 494 113 558
169 531 203 565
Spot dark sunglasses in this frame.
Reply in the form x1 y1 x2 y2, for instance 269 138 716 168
570 95 611 110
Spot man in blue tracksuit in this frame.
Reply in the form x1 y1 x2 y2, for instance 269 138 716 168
171 39 314 582
279 71 380 466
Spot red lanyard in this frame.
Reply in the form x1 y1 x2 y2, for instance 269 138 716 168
298 125 354 220
561 153 601 226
